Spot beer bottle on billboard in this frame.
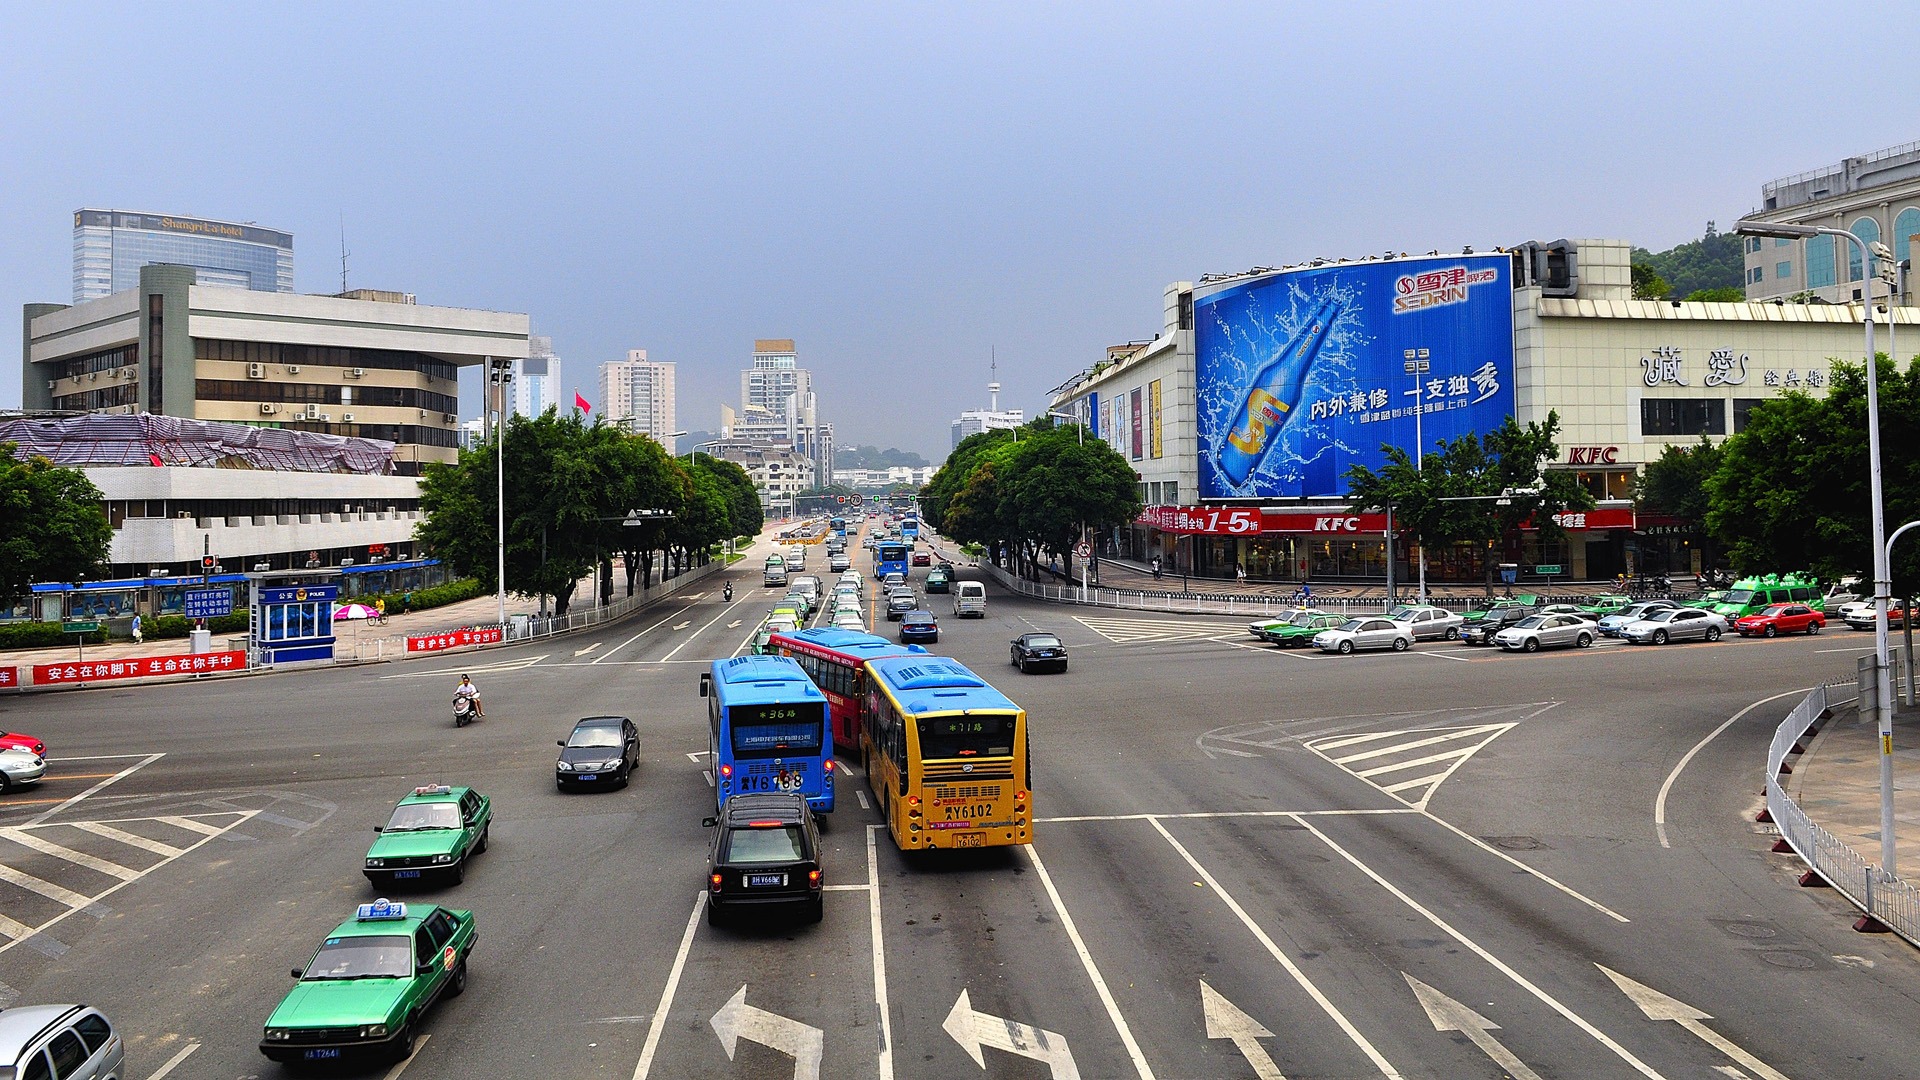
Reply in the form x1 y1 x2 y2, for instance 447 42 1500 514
1214 295 1341 487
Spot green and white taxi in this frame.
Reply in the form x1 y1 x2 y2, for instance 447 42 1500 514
364 785 490 888
260 899 475 1064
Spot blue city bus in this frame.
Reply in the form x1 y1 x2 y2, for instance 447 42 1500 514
900 515 919 540
830 516 847 537
876 541 910 580
700 655 835 814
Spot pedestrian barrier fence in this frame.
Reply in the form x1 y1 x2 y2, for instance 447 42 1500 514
1767 680 1920 946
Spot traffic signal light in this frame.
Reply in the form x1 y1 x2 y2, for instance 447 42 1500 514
201 555 216 571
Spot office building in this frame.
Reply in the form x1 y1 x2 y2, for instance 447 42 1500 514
513 335 563 418
598 349 677 451
951 379 1024 448
1743 138 1920 304
742 340 813 420
25 263 529 474
705 439 815 519
73 209 293 303
727 339 833 483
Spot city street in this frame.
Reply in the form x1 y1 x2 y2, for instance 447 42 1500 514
0 556 1911 1079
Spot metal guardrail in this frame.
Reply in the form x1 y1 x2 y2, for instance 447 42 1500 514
1767 681 1920 946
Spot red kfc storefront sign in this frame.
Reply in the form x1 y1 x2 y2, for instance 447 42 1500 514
407 626 506 653
1137 506 1391 536
32 650 247 686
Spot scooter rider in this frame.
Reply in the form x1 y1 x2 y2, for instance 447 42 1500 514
723 582 734 602
453 674 482 720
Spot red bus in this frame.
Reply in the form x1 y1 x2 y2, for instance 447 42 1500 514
767 628 928 753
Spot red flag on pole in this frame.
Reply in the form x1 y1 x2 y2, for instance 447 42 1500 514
574 390 591 414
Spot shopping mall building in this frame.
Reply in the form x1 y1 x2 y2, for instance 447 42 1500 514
1047 238 1912 585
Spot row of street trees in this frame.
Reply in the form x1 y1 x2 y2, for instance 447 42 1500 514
0 446 112 608
920 422 1142 581
417 411 761 616
1342 412 1595 592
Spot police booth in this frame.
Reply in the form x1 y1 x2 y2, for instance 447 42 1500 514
249 571 341 664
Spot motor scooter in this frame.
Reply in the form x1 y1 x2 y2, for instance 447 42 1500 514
453 695 474 727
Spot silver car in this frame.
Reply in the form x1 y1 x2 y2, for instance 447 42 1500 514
0 1005 123 1079
1494 613 1595 652
1623 607 1728 645
1311 617 1415 654
1385 605 1464 641
1597 600 1676 637
0 748 46 792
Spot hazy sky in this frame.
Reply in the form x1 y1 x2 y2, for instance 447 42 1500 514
6 3 1917 460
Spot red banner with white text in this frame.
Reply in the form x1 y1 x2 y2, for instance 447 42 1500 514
407 626 505 653
32 650 246 686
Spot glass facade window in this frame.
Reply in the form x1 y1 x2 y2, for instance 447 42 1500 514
1732 398 1769 433
1775 261 1792 279
194 340 459 381
1850 217 1881 281
1806 234 1836 288
1641 398 1725 436
1895 207 1920 267
72 212 294 303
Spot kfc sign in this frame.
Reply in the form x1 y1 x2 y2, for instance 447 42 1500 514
1315 517 1362 532
1567 446 1619 465
1138 506 1390 535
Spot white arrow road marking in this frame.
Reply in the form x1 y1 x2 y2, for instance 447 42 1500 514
1597 966 1792 1080
574 642 602 656
942 989 1079 1078
710 985 823 1080
727 620 743 629
1404 974 1543 1080
1200 981 1285 1080
685 751 712 762
673 621 692 630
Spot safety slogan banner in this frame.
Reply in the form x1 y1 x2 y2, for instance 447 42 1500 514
0 668 17 690
32 650 246 686
407 626 506 653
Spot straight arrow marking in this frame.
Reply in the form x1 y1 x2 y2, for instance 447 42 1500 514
574 642 601 656
1200 981 1285 1080
710 985 823 1080
1597 966 1791 1080
1404 974 1542 1080
943 989 1080 1079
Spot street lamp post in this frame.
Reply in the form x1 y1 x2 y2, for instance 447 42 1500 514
1737 218 1896 874
1403 348 1430 603
487 357 513 627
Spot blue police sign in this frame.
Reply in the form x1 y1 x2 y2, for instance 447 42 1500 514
183 588 233 619
258 585 339 605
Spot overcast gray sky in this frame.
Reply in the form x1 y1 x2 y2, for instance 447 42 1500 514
5 2 1916 461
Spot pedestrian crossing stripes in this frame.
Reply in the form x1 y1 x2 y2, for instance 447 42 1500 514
1305 724 1517 810
1074 615 1246 645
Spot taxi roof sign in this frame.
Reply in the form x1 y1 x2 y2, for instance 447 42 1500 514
411 785 453 796
356 899 408 921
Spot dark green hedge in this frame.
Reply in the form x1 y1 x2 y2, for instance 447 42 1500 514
0 622 105 648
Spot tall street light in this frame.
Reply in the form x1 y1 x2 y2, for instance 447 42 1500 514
487 357 513 627
1736 218 1898 873
1402 347 1430 603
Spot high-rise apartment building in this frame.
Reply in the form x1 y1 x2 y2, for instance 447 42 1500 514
513 335 563 418
728 339 832 488
73 209 294 302
741 340 814 420
598 349 677 452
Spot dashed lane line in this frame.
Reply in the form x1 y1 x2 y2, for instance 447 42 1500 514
595 604 698 664
145 1041 199 1080
1023 842 1157 1080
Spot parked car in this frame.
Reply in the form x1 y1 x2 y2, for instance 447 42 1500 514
0 731 45 756
0 1005 122 1079
555 716 640 789
1735 603 1825 637
0 748 47 793
1493 614 1596 652
899 611 939 644
1247 608 1307 640
926 565 953 593
1623 607 1729 645
1845 604 1909 631
1311 618 1414 655
1597 600 1677 637
1580 593 1636 616
1384 605 1464 641
1254 611 1346 647
1010 633 1069 673
1535 603 1599 622
703 791 823 926
1458 604 1536 645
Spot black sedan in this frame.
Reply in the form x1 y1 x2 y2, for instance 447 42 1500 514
555 716 639 789
703 791 823 926
1010 633 1069 674
885 589 918 621
900 610 939 644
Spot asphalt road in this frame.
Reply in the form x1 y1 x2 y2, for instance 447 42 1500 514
0 540 1915 1079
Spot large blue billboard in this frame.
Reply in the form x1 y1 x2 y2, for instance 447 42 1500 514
1194 254 1515 500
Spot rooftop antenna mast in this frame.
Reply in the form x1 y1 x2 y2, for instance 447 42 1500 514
339 212 350 294
989 347 1000 412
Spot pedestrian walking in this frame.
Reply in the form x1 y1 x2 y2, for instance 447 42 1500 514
1151 556 1163 581
1235 563 1247 584
130 614 143 644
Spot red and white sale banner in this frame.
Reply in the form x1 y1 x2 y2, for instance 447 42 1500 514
0 668 17 689
406 626 505 653
32 650 246 686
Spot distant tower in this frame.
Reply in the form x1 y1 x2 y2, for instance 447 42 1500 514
989 349 1000 411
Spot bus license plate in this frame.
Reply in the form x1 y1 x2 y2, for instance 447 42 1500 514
955 832 985 848
747 873 787 887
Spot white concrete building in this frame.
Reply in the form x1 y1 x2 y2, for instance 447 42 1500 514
598 349 676 452
514 335 563 418
1743 138 1920 305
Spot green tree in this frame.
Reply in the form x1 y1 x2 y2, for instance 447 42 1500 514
0 447 112 606
1633 222 1746 298
1705 358 1920 592
1683 287 1746 303
1635 436 1725 566
1003 426 1142 579
1631 263 1671 300
921 429 1016 533
1344 441 1457 579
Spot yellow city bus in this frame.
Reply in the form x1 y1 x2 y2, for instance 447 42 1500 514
862 655 1030 851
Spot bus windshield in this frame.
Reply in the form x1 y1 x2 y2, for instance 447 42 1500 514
879 544 908 561
730 702 826 759
918 713 1017 759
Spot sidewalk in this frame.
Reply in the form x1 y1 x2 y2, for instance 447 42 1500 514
1787 699 1920 875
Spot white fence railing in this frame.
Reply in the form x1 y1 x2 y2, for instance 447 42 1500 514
973 561 1394 618
1767 681 1920 945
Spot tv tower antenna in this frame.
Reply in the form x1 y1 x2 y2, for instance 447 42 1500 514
989 347 1000 412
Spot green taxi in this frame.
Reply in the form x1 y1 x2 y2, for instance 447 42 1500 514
1579 593 1634 616
364 785 490 888
1255 611 1346 646
260 900 475 1064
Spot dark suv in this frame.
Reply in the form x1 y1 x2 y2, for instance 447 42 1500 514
703 792 823 926
1458 602 1536 645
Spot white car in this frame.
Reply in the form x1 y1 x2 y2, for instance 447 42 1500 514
1311 617 1414 655
0 748 46 792
1597 600 1676 637
1493 613 1595 652
1384 605 1464 641
1622 607 1729 645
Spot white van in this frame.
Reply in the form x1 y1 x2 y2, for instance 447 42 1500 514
763 554 788 587
787 545 806 571
953 581 987 618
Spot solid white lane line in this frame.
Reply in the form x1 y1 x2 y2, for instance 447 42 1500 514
855 789 871 811
67 821 182 857
0 830 138 880
661 599 749 663
1814 646 1874 654
632 892 706 1080
1654 686 1811 849
867 825 894 1080
380 1032 428 1080
145 1040 199 1080
595 604 696 664
1377 772 1451 794
1149 816 1402 1079
1412 809 1631 922
1037 808 1417 824
823 883 870 892
1291 815 1670 1080
1417 650 1476 662
24 753 163 827
43 754 154 762
1022 843 1157 1080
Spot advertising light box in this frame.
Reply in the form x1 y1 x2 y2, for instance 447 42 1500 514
1194 254 1516 499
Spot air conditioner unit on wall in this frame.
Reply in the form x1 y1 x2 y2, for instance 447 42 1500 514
247 363 265 378
260 403 278 414
444 413 457 422
342 413 355 422
346 368 364 378
88 371 98 381
286 365 300 374
46 380 55 390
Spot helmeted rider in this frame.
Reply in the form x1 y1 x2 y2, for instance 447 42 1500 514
454 674 482 719
723 582 734 602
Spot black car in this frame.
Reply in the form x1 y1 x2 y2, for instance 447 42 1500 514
703 792 823 926
900 610 939 644
1458 605 1535 645
555 716 639 789
885 589 917 621
1010 633 1068 673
